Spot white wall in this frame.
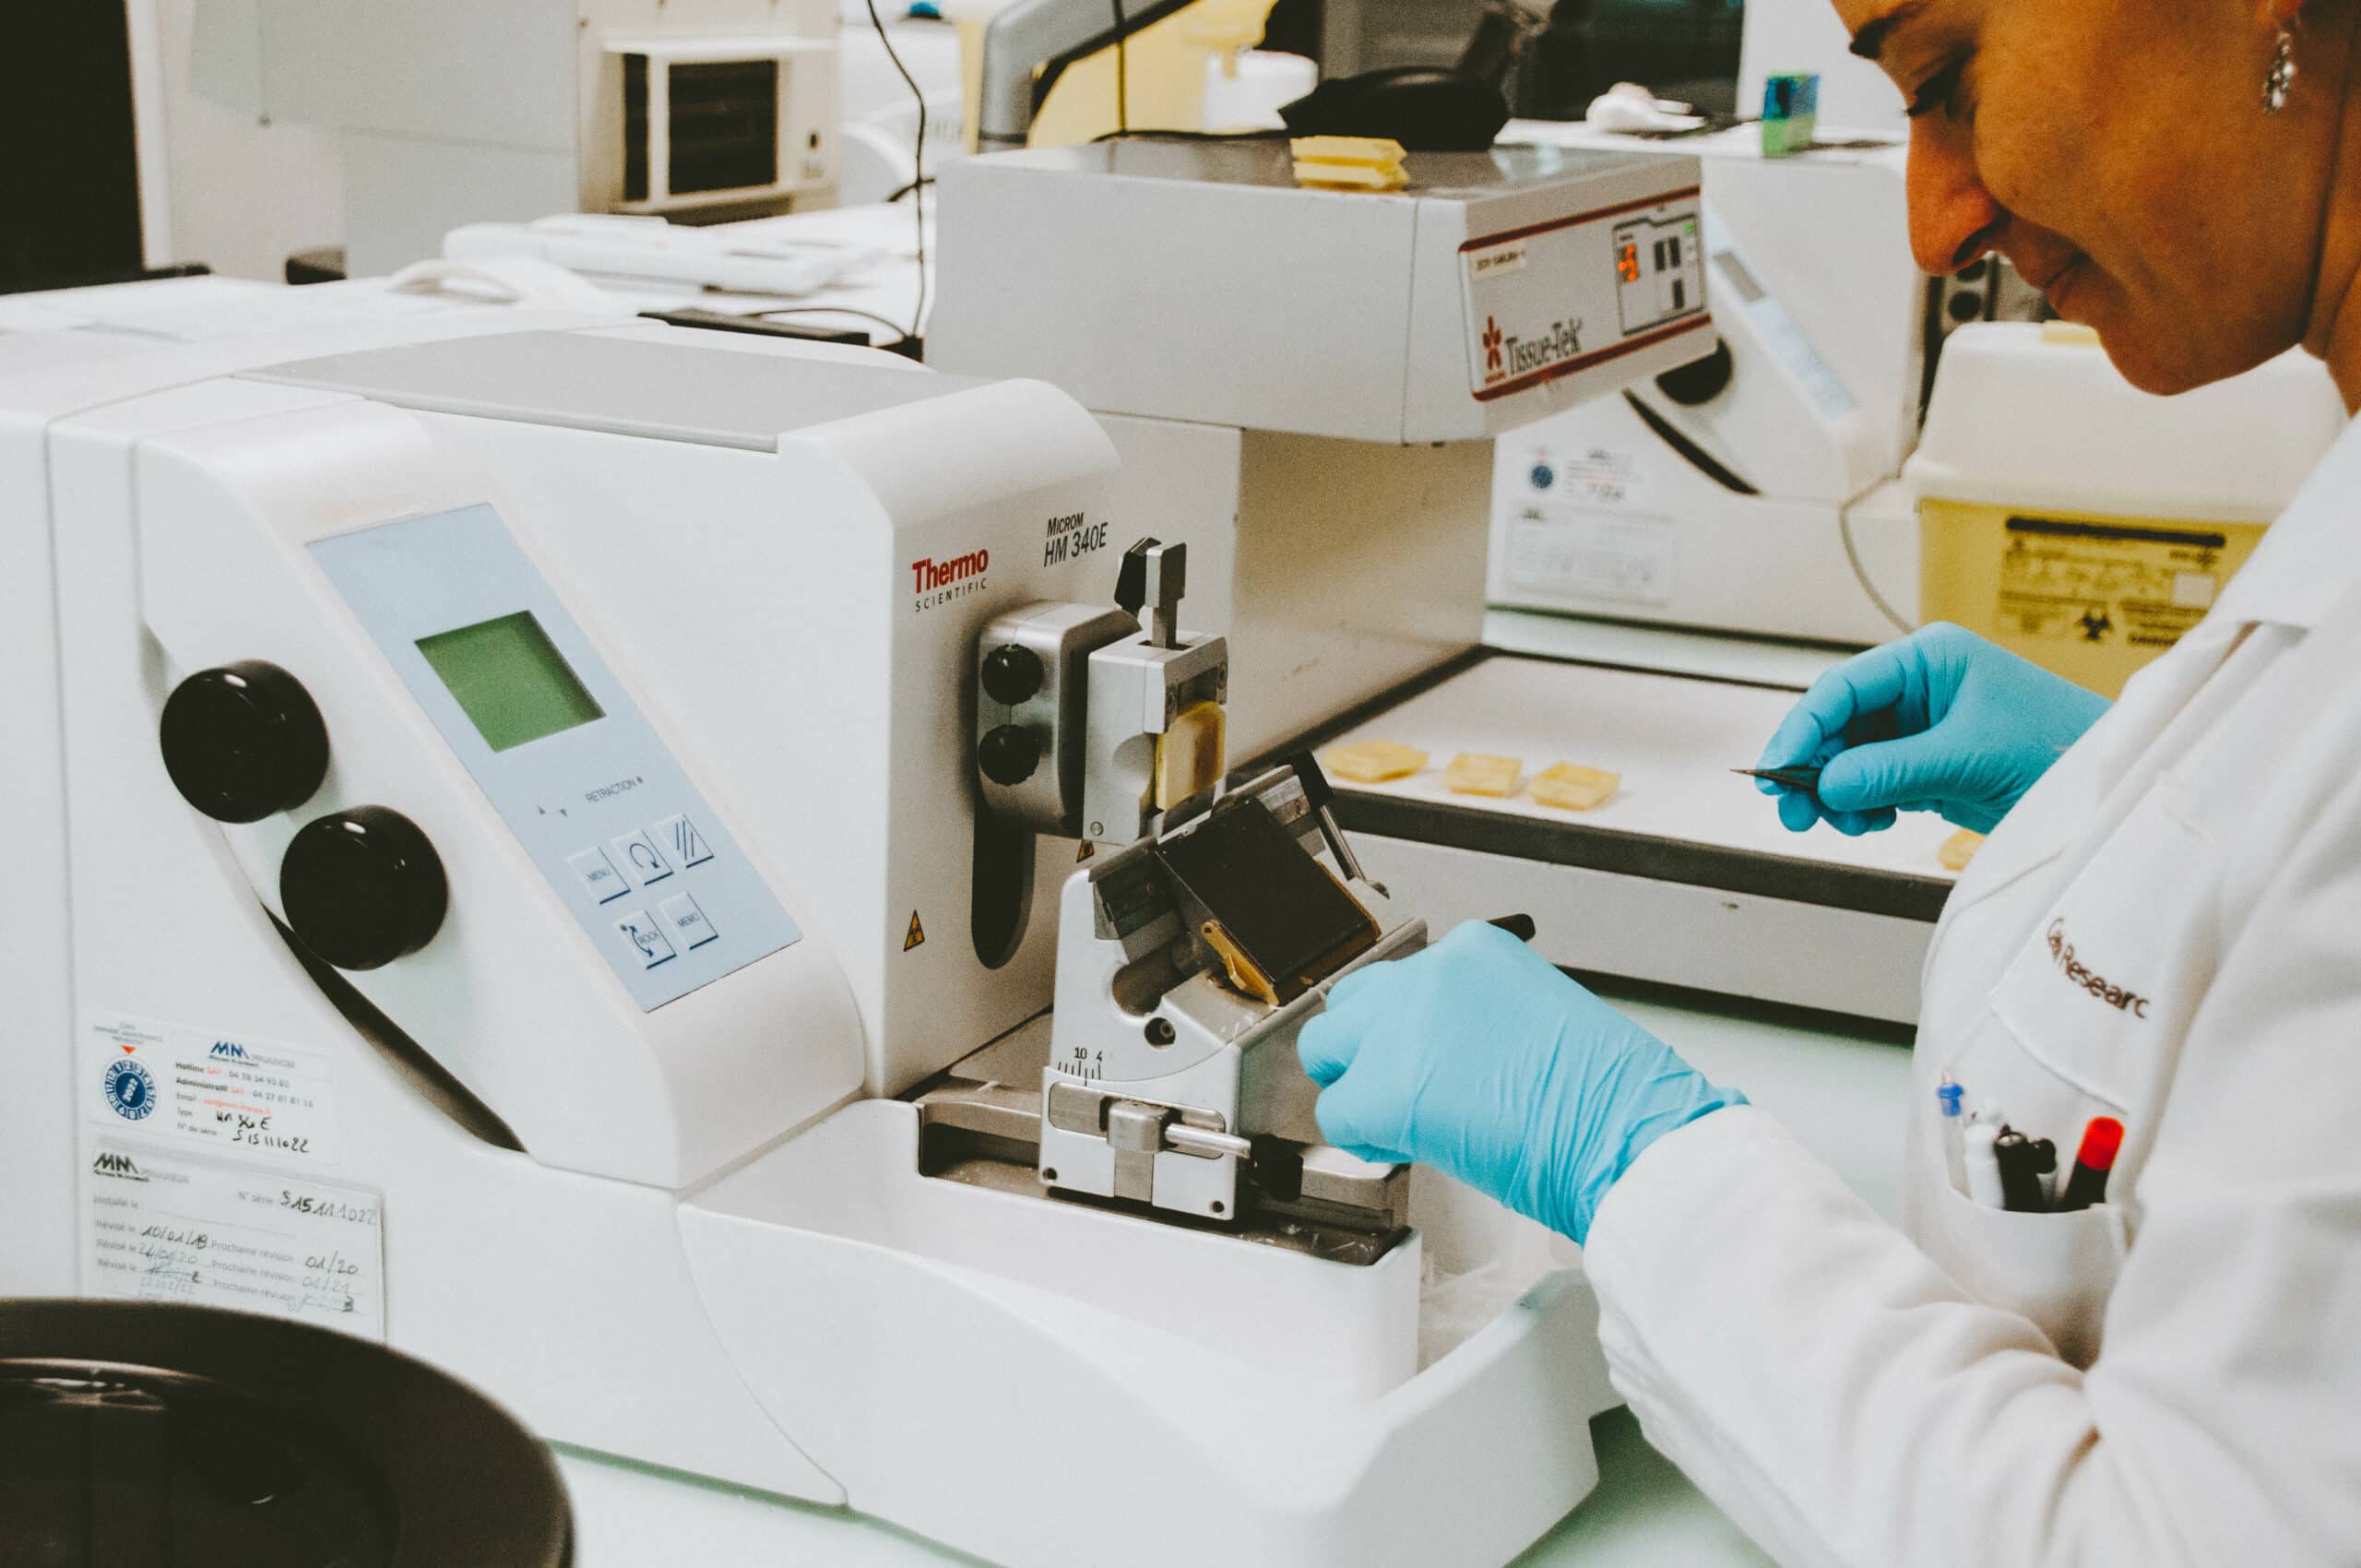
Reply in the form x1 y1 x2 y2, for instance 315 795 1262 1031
141 0 344 279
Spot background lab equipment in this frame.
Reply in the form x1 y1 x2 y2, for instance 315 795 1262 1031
186 0 845 276
1486 120 2030 647
6 141 1706 1564
929 138 1714 758
1485 121 2344 654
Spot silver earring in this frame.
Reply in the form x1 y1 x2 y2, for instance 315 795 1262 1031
2265 28 2297 113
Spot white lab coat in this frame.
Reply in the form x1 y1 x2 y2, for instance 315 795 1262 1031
1583 416 2361 1566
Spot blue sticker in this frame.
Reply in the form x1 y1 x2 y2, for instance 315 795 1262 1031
103 1059 157 1122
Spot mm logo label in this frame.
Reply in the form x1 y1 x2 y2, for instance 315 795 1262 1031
91 1151 149 1182
209 1041 250 1061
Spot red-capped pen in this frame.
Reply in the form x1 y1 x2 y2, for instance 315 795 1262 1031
2055 1116 2124 1212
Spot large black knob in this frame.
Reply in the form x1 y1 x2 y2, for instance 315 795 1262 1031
977 725 1041 787
160 661 330 824
979 644 1044 707
280 807 447 971
1654 338 1735 406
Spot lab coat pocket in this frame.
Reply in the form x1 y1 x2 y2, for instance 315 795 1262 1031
1928 1182 2128 1369
1985 787 2214 1111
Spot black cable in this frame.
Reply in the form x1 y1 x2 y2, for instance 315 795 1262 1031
754 304 924 341
1111 0 1128 133
1089 126 1290 143
865 0 927 341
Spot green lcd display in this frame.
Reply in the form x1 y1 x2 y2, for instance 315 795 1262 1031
416 611 604 753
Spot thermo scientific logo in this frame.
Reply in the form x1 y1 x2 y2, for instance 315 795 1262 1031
2046 919 2150 1017
911 549 991 612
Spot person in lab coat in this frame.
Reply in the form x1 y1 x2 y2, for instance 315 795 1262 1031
1299 3 2361 1562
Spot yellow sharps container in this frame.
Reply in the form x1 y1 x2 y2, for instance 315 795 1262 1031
1908 323 2343 696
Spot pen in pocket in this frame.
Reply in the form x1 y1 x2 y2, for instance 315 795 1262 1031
1994 1128 2058 1212
1938 1076 1969 1194
2055 1117 2125 1212
1963 1116 2007 1208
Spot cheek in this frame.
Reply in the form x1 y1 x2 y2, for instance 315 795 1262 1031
1965 42 2103 231
2080 270 2256 396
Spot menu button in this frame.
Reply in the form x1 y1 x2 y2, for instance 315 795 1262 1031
567 847 628 905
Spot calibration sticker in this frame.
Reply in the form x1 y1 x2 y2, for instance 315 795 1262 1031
85 1141 386 1340
82 1011 342 1166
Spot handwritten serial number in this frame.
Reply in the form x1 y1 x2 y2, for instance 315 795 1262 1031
279 1191 377 1226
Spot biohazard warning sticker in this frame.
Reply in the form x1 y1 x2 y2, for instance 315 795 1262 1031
904 911 927 952
1996 517 2230 652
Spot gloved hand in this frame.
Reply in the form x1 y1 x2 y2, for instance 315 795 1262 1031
1757 623 2111 837
1298 922 1745 1244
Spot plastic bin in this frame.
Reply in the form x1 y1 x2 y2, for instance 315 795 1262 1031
1908 322 2343 695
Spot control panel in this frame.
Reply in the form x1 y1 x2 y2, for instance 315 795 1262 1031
1613 212 1708 337
311 504 798 1011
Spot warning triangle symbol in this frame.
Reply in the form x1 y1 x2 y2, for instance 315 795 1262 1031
1076 841 1096 862
904 911 926 951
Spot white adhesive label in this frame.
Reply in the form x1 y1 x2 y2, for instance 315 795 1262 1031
1506 504 1678 606
1554 444 1654 509
1465 240 1527 281
85 1142 386 1339
84 1012 341 1166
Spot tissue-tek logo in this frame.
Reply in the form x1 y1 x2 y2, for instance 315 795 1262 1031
209 1041 249 1061
2046 919 2150 1017
1501 317 1586 381
911 548 991 612
91 1151 149 1182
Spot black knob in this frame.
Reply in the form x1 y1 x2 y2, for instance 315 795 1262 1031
977 725 1041 787
1654 338 1735 406
159 661 330 824
280 807 447 971
979 644 1045 707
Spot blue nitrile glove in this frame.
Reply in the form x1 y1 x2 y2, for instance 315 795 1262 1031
1297 922 1745 1244
1757 623 2111 837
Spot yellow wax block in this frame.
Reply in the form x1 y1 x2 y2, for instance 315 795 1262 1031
1445 752 1523 798
1325 740 1428 784
1155 701 1228 810
1529 763 1620 811
1288 136 1406 166
1289 135 1407 192
1939 828 1986 872
1292 162 1409 192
